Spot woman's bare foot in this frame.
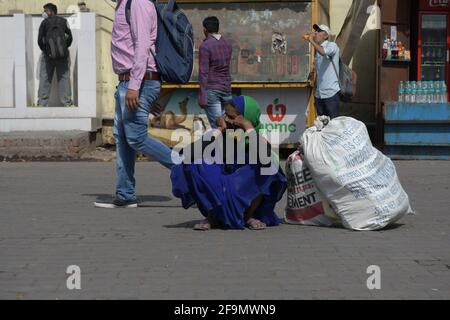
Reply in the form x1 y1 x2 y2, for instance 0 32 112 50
246 218 267 230
193 219 211 231
193 215 217 231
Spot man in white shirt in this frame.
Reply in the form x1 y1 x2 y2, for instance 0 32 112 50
307 24 341 119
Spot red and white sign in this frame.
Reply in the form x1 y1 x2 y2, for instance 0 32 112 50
242 88 308 145
420 0 449 11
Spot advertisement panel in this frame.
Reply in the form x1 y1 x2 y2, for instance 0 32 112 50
148 88 309 147
242 88 308 145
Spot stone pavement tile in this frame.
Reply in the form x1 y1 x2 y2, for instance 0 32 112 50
370 290 434 300
0 161 450 299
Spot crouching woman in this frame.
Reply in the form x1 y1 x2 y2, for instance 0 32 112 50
170 96 287 231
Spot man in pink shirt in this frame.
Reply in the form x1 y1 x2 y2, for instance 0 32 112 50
95 0 181 209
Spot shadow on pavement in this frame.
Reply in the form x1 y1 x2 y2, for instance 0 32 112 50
379 223 406 231
164 220 206 229
82 193 172 202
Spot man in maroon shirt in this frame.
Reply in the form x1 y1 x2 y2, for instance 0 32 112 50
198 16 233 129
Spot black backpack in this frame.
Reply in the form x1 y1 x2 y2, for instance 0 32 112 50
45 17 69 60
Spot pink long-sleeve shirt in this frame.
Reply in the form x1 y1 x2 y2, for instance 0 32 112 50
111 0 158 91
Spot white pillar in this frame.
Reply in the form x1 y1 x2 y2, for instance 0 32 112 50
77 12 97 118
13 14 27 111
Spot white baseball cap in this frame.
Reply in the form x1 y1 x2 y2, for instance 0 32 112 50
313 24 331 36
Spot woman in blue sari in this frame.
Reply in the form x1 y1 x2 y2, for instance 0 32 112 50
170 96 287 231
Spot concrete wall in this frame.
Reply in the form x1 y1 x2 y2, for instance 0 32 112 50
0 13 99 132
0 15 14 108
0 0 117 119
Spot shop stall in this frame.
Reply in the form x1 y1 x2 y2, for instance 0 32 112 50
378 0 450 159
148 0 318 148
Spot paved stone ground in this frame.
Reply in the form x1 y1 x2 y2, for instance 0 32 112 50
0 161 449 300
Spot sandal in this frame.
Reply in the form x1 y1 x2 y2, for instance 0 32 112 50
246 218 267 231
193 214 219 231
193 219 211 231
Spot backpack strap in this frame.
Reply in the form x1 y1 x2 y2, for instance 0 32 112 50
329 55 342 90
167 0 176 11
125 0 132 25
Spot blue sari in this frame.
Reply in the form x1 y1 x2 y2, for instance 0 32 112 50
170 96 287 230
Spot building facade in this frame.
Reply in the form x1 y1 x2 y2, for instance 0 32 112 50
0 0 379 145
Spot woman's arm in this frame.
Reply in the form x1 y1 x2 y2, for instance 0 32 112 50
224 116 275 168
224 115 254 132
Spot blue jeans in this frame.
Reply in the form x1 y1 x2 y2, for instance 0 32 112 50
113 80 182 201
315 92 340 119
205 89 232 128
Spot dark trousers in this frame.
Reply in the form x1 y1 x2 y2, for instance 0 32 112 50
37 55 72 106
315 92 340 119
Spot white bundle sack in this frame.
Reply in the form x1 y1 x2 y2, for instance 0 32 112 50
285 151 340 227
301 116 413 231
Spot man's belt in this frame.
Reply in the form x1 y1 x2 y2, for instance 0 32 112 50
119 71 161 82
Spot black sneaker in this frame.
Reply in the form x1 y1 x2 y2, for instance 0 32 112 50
94 197 138 209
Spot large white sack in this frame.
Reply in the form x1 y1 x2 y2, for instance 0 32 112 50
285 150 340 227
301 116 413 231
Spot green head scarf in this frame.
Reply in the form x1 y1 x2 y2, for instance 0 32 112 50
232 95 263 133
231 95 280 168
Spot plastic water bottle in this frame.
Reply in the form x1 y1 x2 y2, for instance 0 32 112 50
404 81 410 103
411 81 417 103
428 82 434 103
428 88 434 103
413 82 424 103
422 86 427 103
433 82 440 103
398 81 405 103
442 82 448 103
414 87 420 103
422 88 428 104
421 82 426 103
404 87 411 103
410 88 416 103
399 87 405 103
439 82 444 102
424 82 429 103
432 82 437 103
420 88 426 103
437 82 443 103
430 82 435 103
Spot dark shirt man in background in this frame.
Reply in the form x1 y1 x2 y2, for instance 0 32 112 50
37 3 73 107
78 2 90 12
198 16 233 129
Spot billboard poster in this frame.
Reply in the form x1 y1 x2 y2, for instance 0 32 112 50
183 2 312 83
148 89 211 147
148 88 309 147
